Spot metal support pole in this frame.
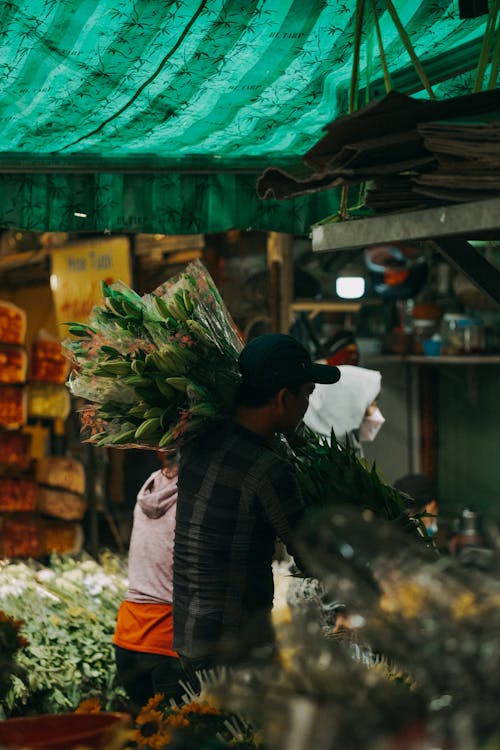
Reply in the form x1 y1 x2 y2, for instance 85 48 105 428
434 237 500 306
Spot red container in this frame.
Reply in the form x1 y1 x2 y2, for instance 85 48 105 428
0 712 130 750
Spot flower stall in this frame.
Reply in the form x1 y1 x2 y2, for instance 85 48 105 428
0 1 498 748
2 251 499 749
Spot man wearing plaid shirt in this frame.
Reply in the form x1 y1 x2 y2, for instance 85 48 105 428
173 334 340 673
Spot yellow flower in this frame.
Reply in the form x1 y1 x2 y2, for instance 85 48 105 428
136 708 164 727
135 706 172 749
165 714 189 728
180 700 220 716
67 605 97 622
75 697 102 713
142 693 165 712
380 581 427 619
133 726 172 748
452 591 479 620
279 645 299 672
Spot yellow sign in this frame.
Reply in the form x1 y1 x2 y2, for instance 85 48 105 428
50 237 132 331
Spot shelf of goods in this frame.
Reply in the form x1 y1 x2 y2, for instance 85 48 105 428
27 332 71 420
0 302 84 559
0 456 86 559
35 456 86 555
30 334 70 385
0 301 26 346
0 302 28 433
0 301 29 563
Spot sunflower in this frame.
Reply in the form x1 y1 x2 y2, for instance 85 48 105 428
75 697 102 713
134 705 172 748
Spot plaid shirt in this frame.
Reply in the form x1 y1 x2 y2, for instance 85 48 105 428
173 422 306 660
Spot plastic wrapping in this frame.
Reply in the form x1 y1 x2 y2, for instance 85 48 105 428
64 260 243 450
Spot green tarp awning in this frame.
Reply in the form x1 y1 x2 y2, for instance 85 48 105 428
0 0 494 234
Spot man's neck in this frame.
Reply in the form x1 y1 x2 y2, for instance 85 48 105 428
233 407 276 442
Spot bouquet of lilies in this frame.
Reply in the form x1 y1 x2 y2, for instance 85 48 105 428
64 260 243 450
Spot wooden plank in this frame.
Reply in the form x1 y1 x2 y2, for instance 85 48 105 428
291 300 362 313
267 232 293 334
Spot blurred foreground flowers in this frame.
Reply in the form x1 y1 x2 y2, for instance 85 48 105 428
216 507 500 750
4 523 500 749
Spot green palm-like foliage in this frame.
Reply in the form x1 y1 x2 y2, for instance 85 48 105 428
291 425 409 523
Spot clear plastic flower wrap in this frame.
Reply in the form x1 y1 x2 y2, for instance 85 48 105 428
63 259 243 450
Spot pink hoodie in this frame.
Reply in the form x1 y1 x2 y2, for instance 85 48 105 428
125 469 177 604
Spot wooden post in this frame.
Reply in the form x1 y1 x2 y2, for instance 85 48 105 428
266 232 294 334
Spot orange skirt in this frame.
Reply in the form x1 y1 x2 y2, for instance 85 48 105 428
113 601 178 657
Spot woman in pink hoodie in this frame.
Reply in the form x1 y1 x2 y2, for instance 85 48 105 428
113 452 187 708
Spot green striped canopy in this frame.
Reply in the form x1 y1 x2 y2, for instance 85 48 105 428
0 0 494 234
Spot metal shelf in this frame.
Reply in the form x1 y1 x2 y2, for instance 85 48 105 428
311 197 500 306
361 354 500 365
312 197 500 253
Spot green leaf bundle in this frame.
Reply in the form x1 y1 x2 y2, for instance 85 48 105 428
64 260 243 450
291 426 409 522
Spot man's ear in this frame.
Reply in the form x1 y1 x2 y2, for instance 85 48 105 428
275 387 289 413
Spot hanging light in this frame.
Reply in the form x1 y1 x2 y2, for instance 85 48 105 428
335 262 365 299
336 276 365 299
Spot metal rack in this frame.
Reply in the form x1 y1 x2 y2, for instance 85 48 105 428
312 196 500 306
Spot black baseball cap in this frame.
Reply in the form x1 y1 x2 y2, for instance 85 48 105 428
238 334 341 389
